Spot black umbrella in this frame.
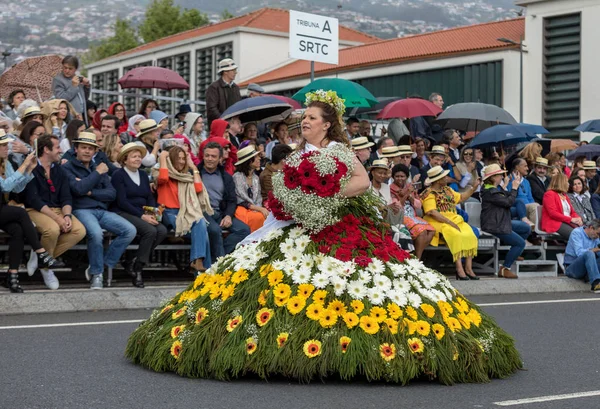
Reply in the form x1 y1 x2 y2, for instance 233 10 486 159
436 102 518 132
220 96 293 123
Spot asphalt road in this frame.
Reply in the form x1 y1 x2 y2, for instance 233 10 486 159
2 293 600 409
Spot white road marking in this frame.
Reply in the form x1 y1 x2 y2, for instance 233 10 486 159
478 298 600 307
494 390 600 406
0 319 143 330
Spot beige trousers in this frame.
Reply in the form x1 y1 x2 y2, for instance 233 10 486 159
26 208 86 257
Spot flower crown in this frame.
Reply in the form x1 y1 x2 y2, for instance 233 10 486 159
305 90 346 117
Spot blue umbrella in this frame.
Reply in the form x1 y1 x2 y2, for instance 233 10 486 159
566 144 600 160
575 119 600 133
518 123 549 136
220 96 293 123
468 125 536 149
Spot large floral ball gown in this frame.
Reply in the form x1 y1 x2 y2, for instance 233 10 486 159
126 142 521 384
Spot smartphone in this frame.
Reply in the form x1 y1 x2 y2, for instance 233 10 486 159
178 122 185 127
34 138 38 158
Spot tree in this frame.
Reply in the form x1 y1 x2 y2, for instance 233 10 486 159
138 0 209 43
221 9 234 21
81 18 139 67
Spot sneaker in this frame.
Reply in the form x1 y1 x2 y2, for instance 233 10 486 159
85 266 91 282
40 269 60 290
90 274 103 290
27 250 38 276
556 253 565 274
592 280 600 293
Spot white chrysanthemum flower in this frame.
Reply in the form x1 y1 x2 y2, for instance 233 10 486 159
408 292 422 308
359 270 372 283
288 227 306 239
330 276 347 297
387 263 407 277
367 287 385 305
299 254 315 270
286 249 303 266
372 274 392 292
294 236 311 251
312 273 330 289
367 259 385 275
318 257 338 277
341 261 357 277
272 260 287 271
284 264 299 277
292 268 312 284
387 289 408 307
428 289 446 302
279 238 296 254
419 271 439 289
393 279 411 293
265 228 284 241
346 280 367 299
405 258 425 271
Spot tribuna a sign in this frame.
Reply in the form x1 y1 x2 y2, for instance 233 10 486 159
289 10 339 65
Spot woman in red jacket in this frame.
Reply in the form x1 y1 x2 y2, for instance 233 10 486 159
541 173 582 240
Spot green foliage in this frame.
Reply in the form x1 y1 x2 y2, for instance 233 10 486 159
138 0 209 43
81 18 139 68
220 9 235 21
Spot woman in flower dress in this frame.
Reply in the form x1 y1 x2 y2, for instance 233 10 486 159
126 91 521 384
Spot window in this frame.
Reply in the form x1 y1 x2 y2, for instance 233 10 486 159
196 42 233 101
90 69 118 108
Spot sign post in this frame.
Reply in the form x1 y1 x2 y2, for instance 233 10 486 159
289 10 339 81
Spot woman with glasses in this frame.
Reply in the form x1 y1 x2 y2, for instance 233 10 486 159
9 121 46 167
138 99 158 119
108 102 129 134
454 146 481 201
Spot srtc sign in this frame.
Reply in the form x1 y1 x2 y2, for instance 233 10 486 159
289 10 339 65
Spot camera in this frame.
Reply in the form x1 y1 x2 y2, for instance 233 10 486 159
178 121 185 127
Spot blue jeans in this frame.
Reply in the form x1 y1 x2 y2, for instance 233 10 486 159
494 220 530 268
510 199 527 220
204 210 250 259
565 251 600 285
162 208 212 268
73 209 136 276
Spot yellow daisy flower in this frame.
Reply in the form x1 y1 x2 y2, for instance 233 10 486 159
273 283 292 299
342 312 359 329
446 317 462 332
468 309 482 327
407 337 424 354
457 313 472 329
209 286 222 300
405 306 418 320
306 303 324 321
420 303 436 318
274 296 289 307
359 315 380 335
256 308 274 327
369 306 387 323
297 283 315 298
221 284 235 301
227 315 243 332
161 304 174 314
416 320 431 337
170 324 185 338
246 337 257 355
221 270 232 283
259 264 273 277
384 318 399 334
403 318 417 335
172 306 187 319
277 332 289 348
387 303 403 320
312 290 327 304
267 270 284 287
350 300 364 314
437 300 454 315
287 295 307 315
340 336 351 353
193 272 207 289
303 339 322 358
195 308 209 324
231 269 249 284
319 309 338 328
432 323 445 340
327 299 347 316
170 340 182 359
257 289 269 306
379 343 396 361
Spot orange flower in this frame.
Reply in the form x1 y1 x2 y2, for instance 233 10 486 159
407 337 424 354
170 340 182 359
379 343 396 361
227 315 243 332
246 337 257 355
256 308 274 327
195 308 209 324
170 324 185 338
277 332 289 348
340 336 351 354
172 306 187 319
303 339 322 358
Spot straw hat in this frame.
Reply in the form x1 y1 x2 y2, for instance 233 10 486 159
0 129 8 144
583 161 596 170
235 145 259 166
425 166 451 185
136 119 159 138
72 132 100 148
351 136 374 150
397 145 413 155
381 146 401 158
534 157 549 167
427 145 448 157
482 164 507 181
217 58 238 73
370 158 389 170
118 142 148 163
21 106 43 120
288 143 298 150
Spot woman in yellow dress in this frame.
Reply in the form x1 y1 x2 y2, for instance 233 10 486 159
421 166 480 280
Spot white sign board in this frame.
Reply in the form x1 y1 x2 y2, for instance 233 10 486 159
289 10 339 65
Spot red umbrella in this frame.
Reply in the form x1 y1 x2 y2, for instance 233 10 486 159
0 54 63 102
377 98 442 119
263 94 302 110
118 67 189 90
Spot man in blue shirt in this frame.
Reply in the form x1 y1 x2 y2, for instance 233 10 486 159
564 220 600 292
62 132 136 289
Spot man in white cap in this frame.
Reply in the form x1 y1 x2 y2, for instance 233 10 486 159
206 58 242 129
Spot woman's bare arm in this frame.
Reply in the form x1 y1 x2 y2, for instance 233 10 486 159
342 157 370 197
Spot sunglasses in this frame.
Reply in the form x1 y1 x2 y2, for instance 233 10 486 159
463 152 474 156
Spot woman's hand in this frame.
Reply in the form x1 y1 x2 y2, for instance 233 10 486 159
252 205 269 218
447 220 461 231
51 115 58 127
571 217 583 226
186 153 196 169
141 214 159 225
